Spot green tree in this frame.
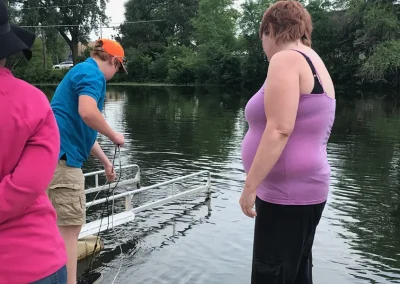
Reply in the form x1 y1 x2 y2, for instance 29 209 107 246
12 36 67 83
46 32 70 64
191 0 241 84
308 0 400 90
306 1 356 89
237 0 271 88
18 0 108 64
117 0 199 83
7 0 21 22
8 0 400 93
118 0 198 58
351 1 400 85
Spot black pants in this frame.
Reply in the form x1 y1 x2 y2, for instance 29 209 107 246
251 197 326 284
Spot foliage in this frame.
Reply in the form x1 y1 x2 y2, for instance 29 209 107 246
15 0 108 64
360 40 400 84
10 0 400 94
117 0 198 58
237 0 272 88
10 37 68 83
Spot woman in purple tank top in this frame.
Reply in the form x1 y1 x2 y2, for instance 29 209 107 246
239 1 336 283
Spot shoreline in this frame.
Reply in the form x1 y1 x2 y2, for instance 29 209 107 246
34 82 218 87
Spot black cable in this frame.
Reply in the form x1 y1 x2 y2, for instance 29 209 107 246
84 145 122 279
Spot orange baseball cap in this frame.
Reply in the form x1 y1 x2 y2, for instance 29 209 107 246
98 38 127 74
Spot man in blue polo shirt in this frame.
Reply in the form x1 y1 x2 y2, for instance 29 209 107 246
48 39 127 284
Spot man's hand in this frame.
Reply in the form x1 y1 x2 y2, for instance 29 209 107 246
104 162 116 183
90 142 117 182
110 132 125 146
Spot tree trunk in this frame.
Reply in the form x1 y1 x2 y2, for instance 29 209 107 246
71 39 79 65
59 30 73 59
41 29 47 70
58 30 79 65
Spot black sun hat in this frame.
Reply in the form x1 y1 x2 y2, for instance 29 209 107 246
0 0 36 61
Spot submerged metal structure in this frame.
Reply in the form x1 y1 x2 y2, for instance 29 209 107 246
79 164 211 240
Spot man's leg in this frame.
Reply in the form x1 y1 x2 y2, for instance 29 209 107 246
58 226 82 284
48 160 86 284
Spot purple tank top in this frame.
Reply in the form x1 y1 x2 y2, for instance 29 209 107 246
241 58 336 205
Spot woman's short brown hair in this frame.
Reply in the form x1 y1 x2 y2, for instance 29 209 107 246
259 0 312 47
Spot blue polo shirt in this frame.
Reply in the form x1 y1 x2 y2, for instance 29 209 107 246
51 58 106 168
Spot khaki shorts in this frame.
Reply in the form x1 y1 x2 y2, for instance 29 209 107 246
47 160 86 226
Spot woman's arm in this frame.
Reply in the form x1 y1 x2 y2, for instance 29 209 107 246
245 51 300 190
0 107 60 224
240 51 301 217
245 51 301 190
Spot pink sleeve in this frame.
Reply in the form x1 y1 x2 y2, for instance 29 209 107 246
0 107 60 224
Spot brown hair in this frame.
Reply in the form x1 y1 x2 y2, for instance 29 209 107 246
90 39 113 62
90 39 121 69
259 0 312 47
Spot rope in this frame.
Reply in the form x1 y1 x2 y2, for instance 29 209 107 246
82 145 138 283
84 145 122 279
86 182 107 211
111 245 124 284
111 243 141 284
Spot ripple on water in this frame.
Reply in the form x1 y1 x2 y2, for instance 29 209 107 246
73 88 400 284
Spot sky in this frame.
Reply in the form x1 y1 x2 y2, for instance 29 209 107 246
90 0 245 41
89 0 126 40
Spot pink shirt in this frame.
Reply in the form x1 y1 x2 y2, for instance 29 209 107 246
0 67 67 283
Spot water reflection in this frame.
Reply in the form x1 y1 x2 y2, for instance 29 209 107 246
122 86 244 164
327 98 400 283
40 85 400 284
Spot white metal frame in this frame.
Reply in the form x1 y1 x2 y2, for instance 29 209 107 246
79 165 211 239
83 164 141 194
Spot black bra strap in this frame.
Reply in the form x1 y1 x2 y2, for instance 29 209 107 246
291 50 324 94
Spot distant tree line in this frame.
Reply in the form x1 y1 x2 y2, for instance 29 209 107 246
8 0 400 94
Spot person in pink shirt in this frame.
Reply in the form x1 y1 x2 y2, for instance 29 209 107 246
0 1 67 283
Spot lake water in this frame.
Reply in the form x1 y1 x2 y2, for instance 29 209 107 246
41 85 400 284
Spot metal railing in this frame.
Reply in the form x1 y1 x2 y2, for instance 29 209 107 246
84 164 141 194
80 167 212 239
86 170 211 211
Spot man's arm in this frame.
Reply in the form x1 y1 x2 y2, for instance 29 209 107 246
91 141 116 182
0 108 60 224
91 141 112 167
78 95 116 140
73 71 120 143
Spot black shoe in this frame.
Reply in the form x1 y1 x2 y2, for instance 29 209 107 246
77 272 102 284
